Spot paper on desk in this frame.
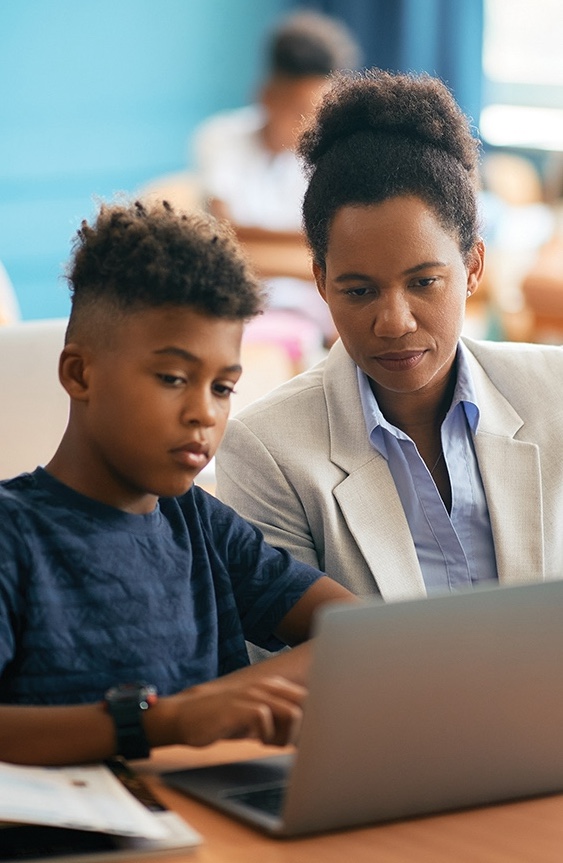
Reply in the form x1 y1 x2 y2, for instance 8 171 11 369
0 761 167 838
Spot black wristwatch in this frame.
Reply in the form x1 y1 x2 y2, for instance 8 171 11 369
104 682 158 760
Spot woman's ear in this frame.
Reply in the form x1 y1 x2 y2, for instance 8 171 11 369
313 261 327 302
466 240 485 299
58 343 92 401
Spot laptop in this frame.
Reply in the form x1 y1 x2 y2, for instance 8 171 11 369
163 580 563 837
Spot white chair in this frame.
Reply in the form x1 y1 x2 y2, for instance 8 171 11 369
0 260 21 324
0 318 69 479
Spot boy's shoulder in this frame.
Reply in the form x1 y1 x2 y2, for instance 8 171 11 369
0 470 62 556
0 470 43 509
0 469 100 518
0 471 241 525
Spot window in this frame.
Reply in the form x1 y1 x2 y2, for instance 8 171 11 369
481 0 563 150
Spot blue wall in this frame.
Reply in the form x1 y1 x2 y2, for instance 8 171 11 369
0 0 290 319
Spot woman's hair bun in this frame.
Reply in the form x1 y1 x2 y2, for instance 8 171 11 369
298 68 479 176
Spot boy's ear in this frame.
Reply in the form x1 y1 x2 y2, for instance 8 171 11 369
58 343 92 401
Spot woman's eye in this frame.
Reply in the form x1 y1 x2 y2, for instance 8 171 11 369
411 277 436 289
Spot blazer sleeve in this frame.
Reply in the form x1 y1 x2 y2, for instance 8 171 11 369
216 417 324 571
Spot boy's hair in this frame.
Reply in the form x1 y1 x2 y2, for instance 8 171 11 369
267 11 361 78
66 199 264 341
298 69 481 267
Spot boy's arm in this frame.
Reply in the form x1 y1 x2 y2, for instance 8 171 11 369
274 575 357 647
0 578 354 766
0 671 306 766
0 638 320 766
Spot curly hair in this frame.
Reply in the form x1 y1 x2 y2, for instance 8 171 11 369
298 69 482 267
65 199 264 340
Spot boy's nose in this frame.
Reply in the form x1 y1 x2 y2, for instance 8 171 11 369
181 391 217 427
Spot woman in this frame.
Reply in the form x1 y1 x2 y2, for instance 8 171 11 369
216 70 563 600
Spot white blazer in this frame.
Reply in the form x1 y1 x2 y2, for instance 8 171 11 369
216 338 563 600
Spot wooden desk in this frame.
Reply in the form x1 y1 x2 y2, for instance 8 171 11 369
242 238 313 282
232 226 313 282
137 741 563 862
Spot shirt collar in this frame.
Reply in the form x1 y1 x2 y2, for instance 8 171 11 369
357 341 481 443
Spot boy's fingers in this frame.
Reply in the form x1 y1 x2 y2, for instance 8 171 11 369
254 676 307 705
225 700 302 747
177 675 307 747
238 685 304 746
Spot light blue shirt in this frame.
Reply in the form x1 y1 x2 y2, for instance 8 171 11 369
358 343 498 595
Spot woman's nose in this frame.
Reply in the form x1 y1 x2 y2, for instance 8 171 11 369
372 291 417 338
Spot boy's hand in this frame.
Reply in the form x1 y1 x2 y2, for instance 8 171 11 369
154 675 306 749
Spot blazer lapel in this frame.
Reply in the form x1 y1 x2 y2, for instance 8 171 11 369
323 342 426 601
334 464 427 601
465 345 544 584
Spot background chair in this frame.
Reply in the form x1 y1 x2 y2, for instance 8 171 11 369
0 260 21 325
0 318 68 479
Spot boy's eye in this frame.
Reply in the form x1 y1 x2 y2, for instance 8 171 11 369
213 383 237 399
344 286 373 298
157 373 186 387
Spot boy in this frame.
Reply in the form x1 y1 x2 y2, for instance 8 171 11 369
0 200 352 766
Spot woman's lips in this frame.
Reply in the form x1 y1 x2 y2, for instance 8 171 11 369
373 351 426 372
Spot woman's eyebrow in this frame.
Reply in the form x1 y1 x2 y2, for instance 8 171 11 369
334 260 448 283
403 260 447 275
333 271 372 283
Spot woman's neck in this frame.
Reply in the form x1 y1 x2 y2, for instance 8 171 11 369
369 363 457 442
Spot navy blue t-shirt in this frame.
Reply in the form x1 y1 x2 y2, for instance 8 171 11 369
0 469 322 705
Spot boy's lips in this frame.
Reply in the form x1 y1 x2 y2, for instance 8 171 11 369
170 441 209 469
373 350 427 372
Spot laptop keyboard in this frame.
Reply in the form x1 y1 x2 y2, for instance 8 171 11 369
224 782 287 816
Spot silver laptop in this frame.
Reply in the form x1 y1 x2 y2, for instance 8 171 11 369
163 580 563 837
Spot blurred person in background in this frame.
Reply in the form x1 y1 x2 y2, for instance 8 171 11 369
191 10 362 362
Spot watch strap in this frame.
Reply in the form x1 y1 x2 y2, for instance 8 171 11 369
104 683 157 760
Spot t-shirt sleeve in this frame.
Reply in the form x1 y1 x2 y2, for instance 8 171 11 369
193 489 323 650
0 505 27 683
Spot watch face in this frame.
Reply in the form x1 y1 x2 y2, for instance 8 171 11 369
105 683 158 708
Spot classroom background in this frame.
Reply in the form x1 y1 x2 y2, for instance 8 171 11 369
1 0 563 343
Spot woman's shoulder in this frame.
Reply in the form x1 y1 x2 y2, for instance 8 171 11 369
233 340 355 427
462 336 563 417
234 354 328 424
463 335 563 372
